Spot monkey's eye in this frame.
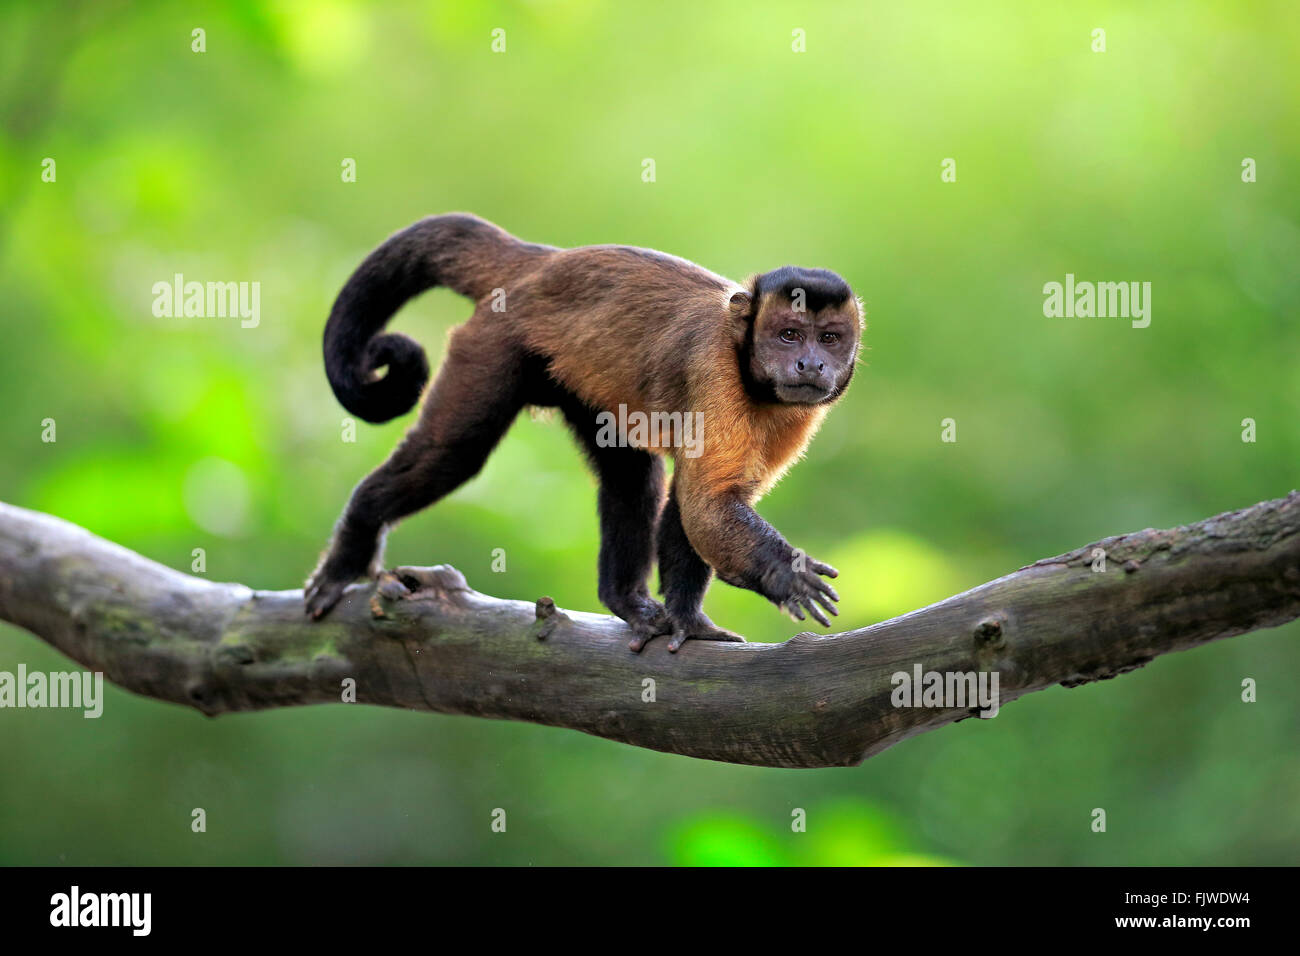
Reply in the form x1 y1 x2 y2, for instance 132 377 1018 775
779 328 801 343
819 332 840 345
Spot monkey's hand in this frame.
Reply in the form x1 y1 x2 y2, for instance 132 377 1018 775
764 556 840 627
610 593 674 653
656 612 746 654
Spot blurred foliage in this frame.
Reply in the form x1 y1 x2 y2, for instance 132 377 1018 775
669 802 957 866
0 0 1297 865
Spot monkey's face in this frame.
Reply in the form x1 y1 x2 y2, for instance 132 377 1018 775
735 269 861 405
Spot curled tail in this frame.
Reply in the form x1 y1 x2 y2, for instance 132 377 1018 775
323 213 552 423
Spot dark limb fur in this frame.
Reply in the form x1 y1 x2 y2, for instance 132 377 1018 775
559 400 673 648
678 487 839 627
655 484 745 652
306 324 528 618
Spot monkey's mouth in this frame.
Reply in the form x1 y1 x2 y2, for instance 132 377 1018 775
775 382 832 404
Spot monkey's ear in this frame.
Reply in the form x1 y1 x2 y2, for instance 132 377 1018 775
727 289 754 343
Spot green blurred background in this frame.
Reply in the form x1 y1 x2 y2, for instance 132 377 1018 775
1 0 1297 865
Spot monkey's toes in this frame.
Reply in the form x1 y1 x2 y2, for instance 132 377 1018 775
304 577 349 620
625 612 673 652
665 624 746 654
613 595 673 651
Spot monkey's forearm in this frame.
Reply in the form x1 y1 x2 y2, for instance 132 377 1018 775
685 496 793 596
682 494 840 624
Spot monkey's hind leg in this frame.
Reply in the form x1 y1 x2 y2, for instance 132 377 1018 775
305 332 526 619
561 405 673 650
654 482 745 653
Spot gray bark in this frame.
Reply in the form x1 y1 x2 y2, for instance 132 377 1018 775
0 494 1296 768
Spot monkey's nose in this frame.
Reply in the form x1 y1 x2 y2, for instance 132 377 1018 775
795 359 826 373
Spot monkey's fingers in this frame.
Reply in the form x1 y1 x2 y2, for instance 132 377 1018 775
813 593 839 617
814 579 841 604
809 559 839 579
626 619 673 654
800 570 840 604
666 626 746 653
789 578 838 626
802 598 832 627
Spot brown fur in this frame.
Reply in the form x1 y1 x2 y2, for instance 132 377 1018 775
306 214 861 650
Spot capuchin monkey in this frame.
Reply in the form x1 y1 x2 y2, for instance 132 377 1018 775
305 214 863 652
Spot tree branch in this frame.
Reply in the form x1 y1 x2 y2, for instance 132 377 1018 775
1 494 1297 768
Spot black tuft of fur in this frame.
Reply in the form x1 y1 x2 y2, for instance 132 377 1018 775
754 266 852 313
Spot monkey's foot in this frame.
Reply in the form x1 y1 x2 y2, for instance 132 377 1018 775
651 613 746 654
666 622 745 654
304 555 372 620
304 572 354 620
608 594 673 652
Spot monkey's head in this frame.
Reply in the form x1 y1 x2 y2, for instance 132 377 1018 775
730 266 862 405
